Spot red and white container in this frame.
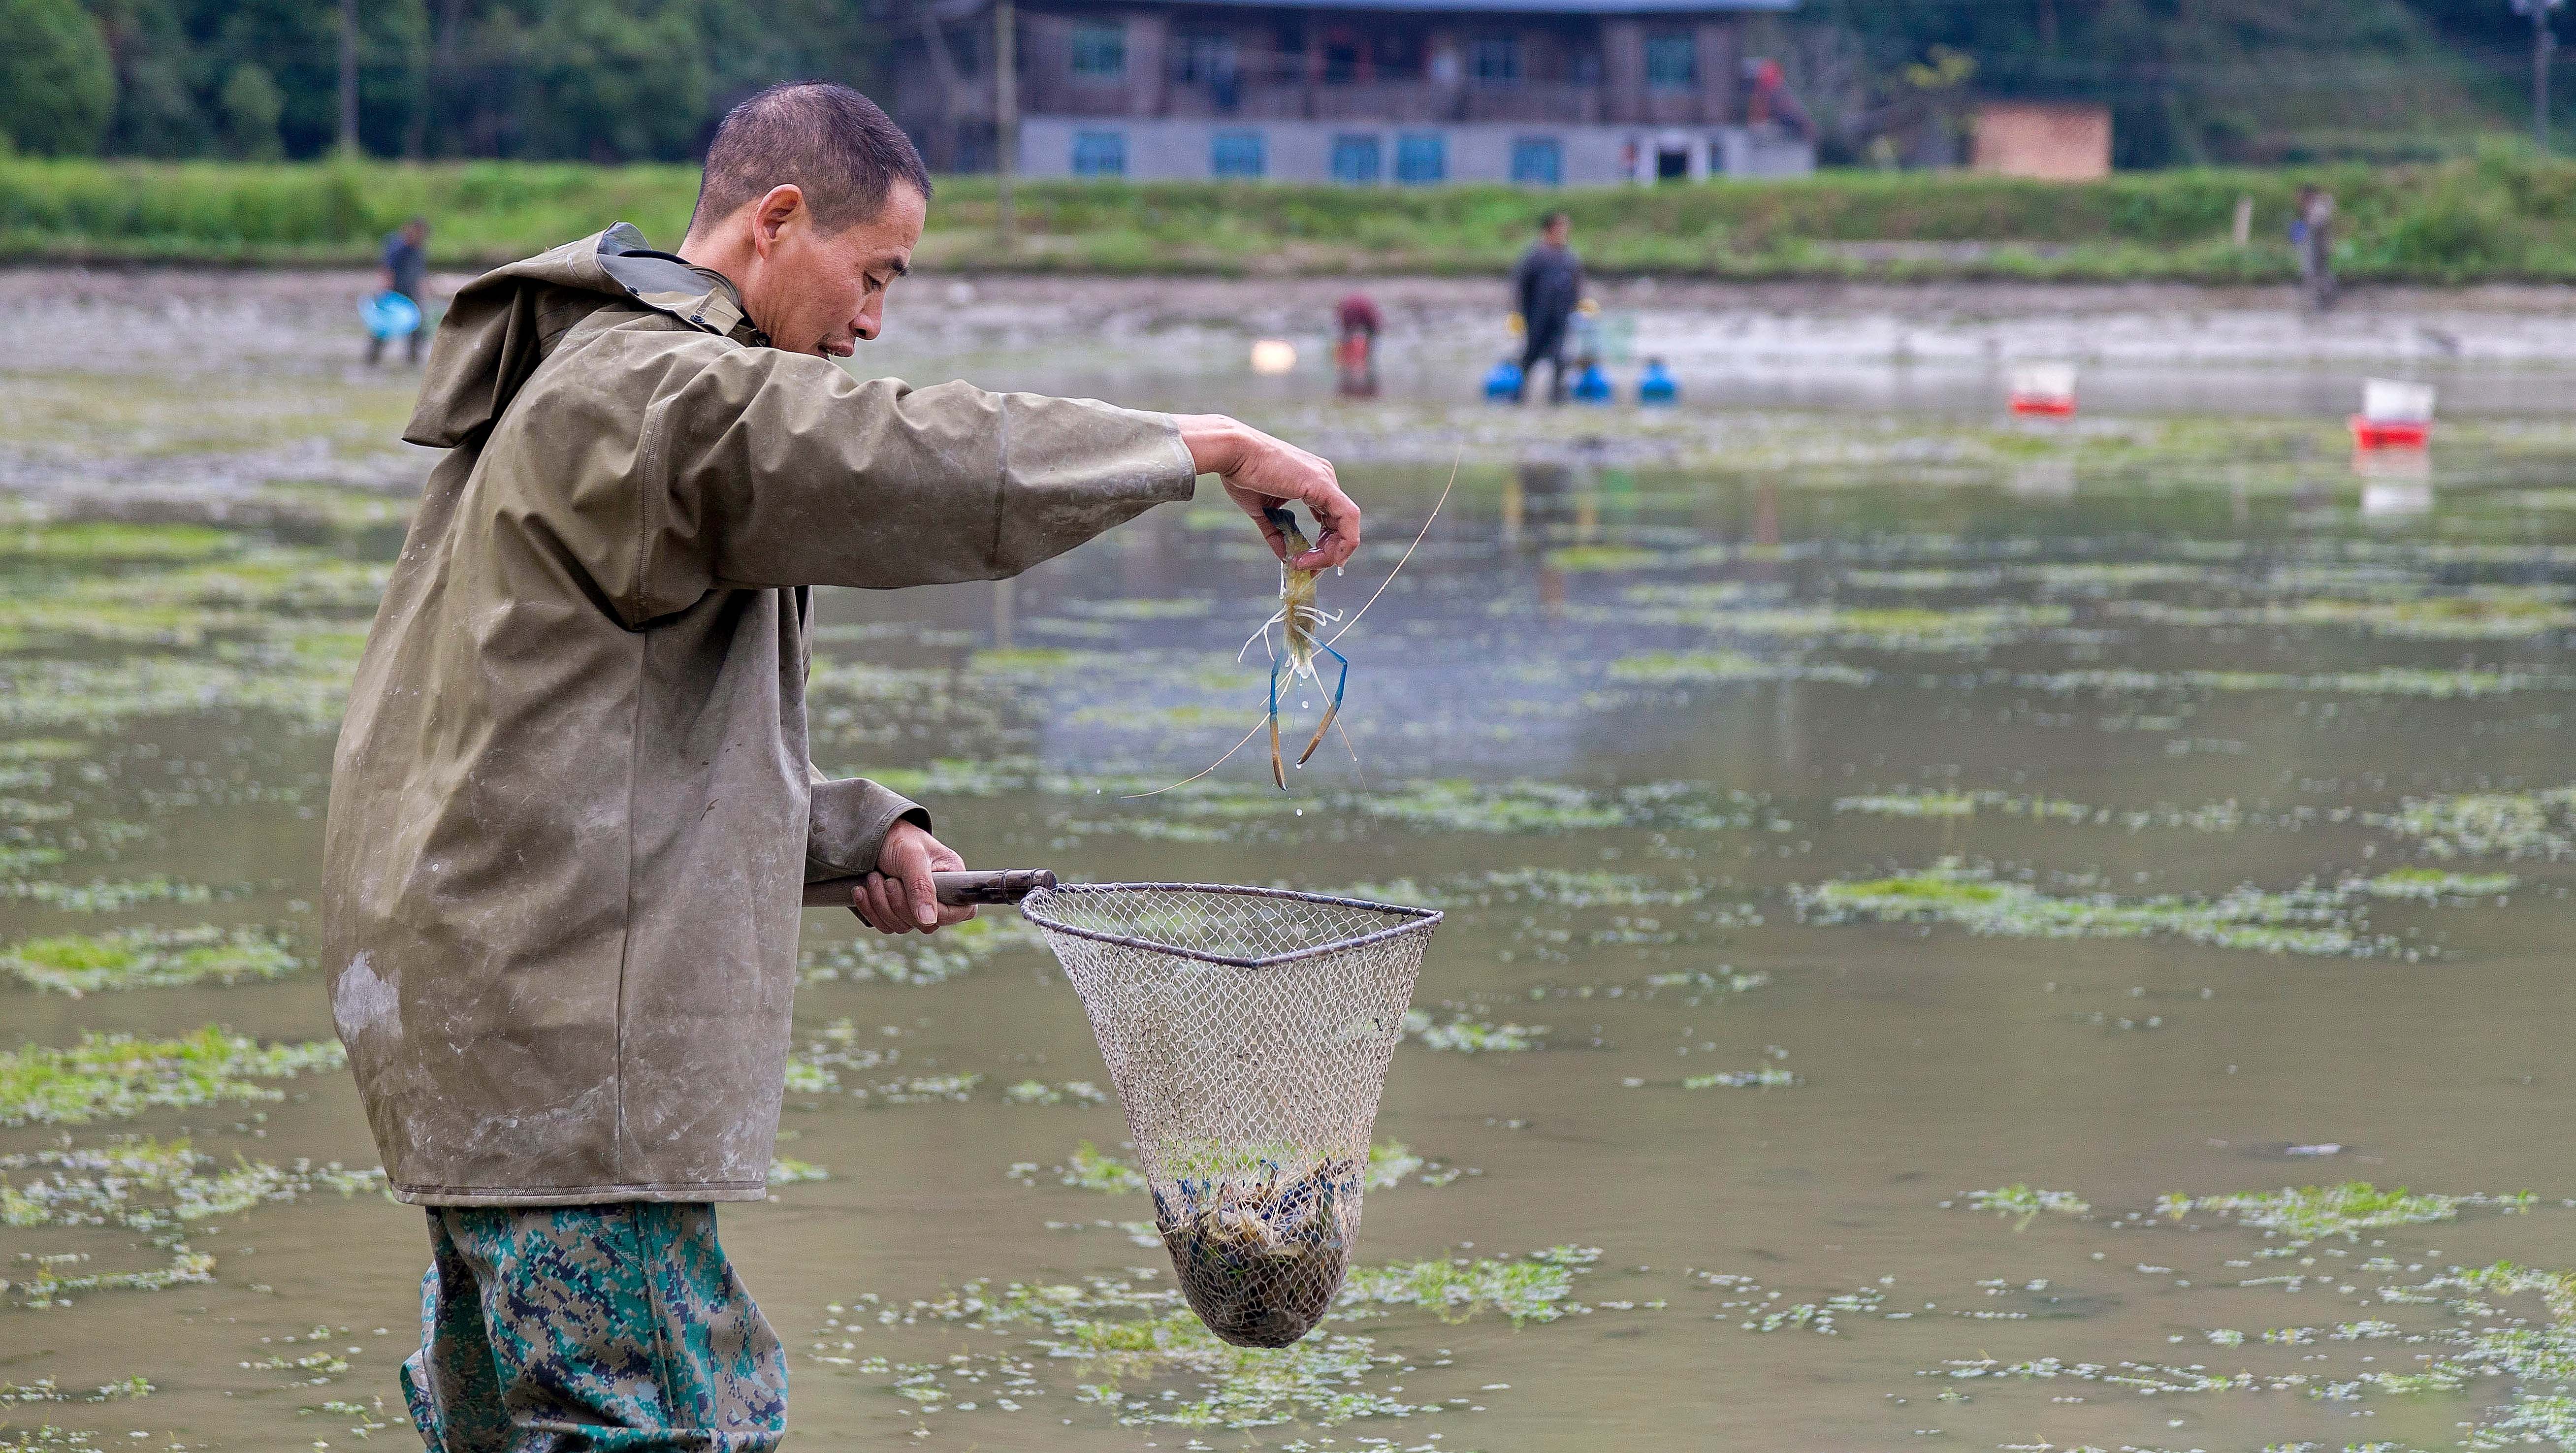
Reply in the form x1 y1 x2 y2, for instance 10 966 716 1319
2007 361 2078 416
2350 377 2435 450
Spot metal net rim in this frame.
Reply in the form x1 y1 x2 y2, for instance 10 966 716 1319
1019 881 1443 970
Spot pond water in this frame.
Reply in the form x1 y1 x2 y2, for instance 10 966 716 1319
9 276 2576 1453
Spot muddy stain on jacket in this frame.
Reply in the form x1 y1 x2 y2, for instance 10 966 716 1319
323 225 1197 1204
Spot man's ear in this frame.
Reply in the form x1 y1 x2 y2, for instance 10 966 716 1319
750 185 806 258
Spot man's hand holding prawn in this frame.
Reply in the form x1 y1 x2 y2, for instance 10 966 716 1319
1178 413 1362 570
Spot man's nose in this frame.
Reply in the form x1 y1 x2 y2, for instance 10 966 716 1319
853 302 882 343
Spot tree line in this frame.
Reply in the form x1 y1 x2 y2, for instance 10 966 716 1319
0 0 2559 168
0 0 878 162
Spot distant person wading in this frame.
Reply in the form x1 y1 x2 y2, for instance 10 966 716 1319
1512 211 1584 405
2292 184 2337 312
371 216 430 366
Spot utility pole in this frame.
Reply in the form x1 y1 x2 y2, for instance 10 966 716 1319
2519 0 2562 149
338 0 361 156
996 0 1018 248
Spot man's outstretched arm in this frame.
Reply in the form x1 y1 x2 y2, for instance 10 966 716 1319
583 347 1360 623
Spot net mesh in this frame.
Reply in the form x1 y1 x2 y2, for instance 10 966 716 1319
1022 883 1440 1348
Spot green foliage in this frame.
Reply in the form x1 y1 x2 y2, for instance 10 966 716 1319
8 157 2576 281
216 63 285 162
519 1 710 163
0 0 115 157
65 0 877 162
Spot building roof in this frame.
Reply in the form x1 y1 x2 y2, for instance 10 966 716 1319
1127 0 1795 11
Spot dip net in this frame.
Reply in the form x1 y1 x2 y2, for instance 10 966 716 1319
1020 883 1441 1348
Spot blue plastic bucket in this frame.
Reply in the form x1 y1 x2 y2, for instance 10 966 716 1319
360 291 423 340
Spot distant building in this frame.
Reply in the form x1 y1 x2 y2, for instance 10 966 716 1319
1970 101 2111 181
890 0 1815 186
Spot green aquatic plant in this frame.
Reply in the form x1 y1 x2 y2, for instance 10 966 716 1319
2352 868 2517 900
0 1026 344 1126
2016 665 2575 700
1545 544 1664 572
1400 1009 1544 1053
1342 867 1708 911
1357 778 1632 833
2156 1183 2526 1243
1 925 302 996
0 1377 152 1406
1966 1185 2093 1230
0 876 227 914
1060 1140 1150 1194
1003 1079 1108 1106
1353 779 1756 835
1939 1185 2566 1450
2370 786 2576 861
797 913 1044 985
1633 601 2074 652
2352 1261 2576 1448
1679 1067 1802 1090
0 740 88 764
0 521 240 562
1793 859 2386 958
2117 591 2576 640
2 1246 218 1310
1834 789 2104 824
0 1138 383 1237
0 656 349 732
809 1243 1596 1432
1606 651 1876 688
1335 1245 1596 1324
1642 967 1774 1000
1043 1140 1445 1196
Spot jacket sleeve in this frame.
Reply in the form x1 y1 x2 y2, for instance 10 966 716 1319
618 343 1199 621
805 762 930 882
1512 251 1537 319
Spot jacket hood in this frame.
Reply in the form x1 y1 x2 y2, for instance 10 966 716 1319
403 223 767 449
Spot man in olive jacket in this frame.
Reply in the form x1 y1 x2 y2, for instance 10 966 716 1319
322 83 1357 1451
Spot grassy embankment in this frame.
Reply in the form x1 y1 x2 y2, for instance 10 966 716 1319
3 145 2574 282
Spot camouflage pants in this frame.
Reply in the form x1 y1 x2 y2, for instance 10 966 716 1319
400 1203 788 1452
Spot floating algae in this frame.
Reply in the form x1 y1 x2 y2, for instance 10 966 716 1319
814 1244 1596 1432
0 1026 343 1126
1792 858 2395 958
1964 1184 2093 1230
1400 1008 1546 1053
2 925 302 996
1153 1149 1366 1348
1929 1184 2565 1449
1035 1138 1450 1195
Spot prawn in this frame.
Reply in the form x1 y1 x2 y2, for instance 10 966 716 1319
1256 503 1347 787
1128 452 1456 798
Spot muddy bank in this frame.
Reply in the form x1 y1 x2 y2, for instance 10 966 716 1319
8 267 2576 376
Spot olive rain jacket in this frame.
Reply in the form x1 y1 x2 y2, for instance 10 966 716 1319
322 225 1198 1204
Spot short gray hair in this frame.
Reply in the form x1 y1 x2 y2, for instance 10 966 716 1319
690 82 933 234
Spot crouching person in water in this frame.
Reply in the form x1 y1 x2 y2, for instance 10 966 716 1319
321 82 1358 1452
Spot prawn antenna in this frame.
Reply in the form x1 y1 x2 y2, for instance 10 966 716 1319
1326 445 1459 647
1119 715 1271 799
